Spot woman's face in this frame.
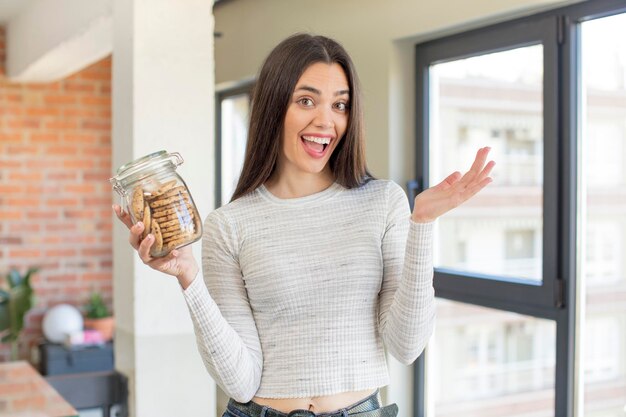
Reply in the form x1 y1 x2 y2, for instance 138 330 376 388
278 62 350 179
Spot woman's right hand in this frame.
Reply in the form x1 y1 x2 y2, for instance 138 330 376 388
112 204 199 289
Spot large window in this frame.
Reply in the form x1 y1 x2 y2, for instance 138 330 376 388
216 83 254 207
414 1 626 416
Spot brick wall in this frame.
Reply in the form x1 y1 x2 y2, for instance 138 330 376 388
0 26 113 361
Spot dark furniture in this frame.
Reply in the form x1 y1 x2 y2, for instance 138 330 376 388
39 342 128 417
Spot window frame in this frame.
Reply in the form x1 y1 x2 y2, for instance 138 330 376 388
415 15 560 315
412 1 626 416
215 81 254 208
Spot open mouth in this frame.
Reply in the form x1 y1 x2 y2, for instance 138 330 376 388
301 135 331 155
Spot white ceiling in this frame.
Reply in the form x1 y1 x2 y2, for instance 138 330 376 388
0 0 36 24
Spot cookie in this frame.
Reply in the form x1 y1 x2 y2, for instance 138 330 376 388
155 186 188 201
162 229 194 240
159 217 193 229
149 220 163 257
155 213 194 223
152 206 193 220
160 221 194 234
153 180 178 196
131 186 144 223
146 185 187 202
164 235 192 251
149 195 191 209
141 201 151 239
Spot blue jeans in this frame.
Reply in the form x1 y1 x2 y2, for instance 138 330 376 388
222 388 399 417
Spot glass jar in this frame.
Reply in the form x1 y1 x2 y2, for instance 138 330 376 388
109 150 202 258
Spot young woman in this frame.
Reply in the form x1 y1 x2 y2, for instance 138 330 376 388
113 34 494 417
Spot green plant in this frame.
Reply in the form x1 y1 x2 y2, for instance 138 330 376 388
0 267 38 360
84 292 110 319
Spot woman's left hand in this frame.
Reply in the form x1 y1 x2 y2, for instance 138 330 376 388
411 147 495 223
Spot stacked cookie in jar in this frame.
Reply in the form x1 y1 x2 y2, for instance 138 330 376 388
110 151 202 257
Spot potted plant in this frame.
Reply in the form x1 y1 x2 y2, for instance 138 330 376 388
83 292 115 342
0 267 38 360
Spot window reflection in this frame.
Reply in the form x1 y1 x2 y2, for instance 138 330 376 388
430 45 544 282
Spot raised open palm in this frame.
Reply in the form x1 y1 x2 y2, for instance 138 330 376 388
411 147 495 223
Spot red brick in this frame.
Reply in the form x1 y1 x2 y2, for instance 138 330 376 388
45 120 78 130
63 81 96 93
0 211 22 220
0 184 23 195
7 145 38 155
2 106 23 116
82 119 110 130
30 133 60 143
0 160 21 168
82 273 110 281
47 274 79 283
63 159 94 169
81 247 111 257
46 145 76 156
83 145 111 157
7 118 40 129
26 185 60 194
63 108 97 118
40 237 61 245
64 133 97 144
81 96 111 106
46 248 78 257
64 210 95 219
9 249 41 258
47 198 80 206
46 171 78 181
5 93 22 102
0 133 21 142
79 70 111 81
6 198 40 207
9 172 43 182
25 210 58 220
83 170 110 181
45 223 77 232
64 184 96 193
26 107 60 117
84 196 111 206
9 223 40 233
43 94 77 105
26 159 62 169
0 236 22 245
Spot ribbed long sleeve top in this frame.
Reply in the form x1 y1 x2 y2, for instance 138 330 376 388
181 179 435 402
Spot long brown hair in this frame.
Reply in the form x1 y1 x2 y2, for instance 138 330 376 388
229 33 375 202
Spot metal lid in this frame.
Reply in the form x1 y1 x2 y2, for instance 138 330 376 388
109 150 184 195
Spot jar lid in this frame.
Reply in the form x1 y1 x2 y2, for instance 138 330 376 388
109 150 184 194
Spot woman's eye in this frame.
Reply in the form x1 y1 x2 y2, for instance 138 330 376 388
298 98 314 107
335 102 349 112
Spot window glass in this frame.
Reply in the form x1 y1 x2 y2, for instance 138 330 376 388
220 93 249 205
580 13 626 417
427 299 556 416
429 45 544 282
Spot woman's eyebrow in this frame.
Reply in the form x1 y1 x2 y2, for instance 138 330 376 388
295 85 350 97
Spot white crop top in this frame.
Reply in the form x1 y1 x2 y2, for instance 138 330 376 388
182 179 435 401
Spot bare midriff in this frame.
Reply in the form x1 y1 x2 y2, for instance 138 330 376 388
251 388 377 414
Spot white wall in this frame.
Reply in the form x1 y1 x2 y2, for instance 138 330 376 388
6 0 112 82
112 1 215 416
212 1 581 416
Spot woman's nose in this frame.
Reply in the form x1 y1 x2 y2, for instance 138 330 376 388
313 107 334 129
